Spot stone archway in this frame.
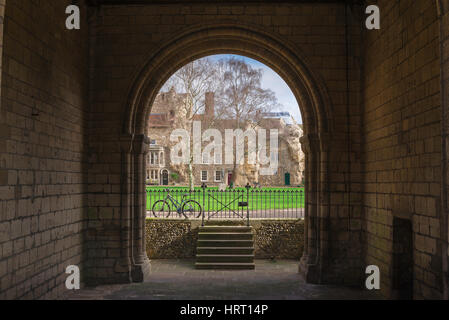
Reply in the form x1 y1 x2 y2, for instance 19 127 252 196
119 21 335 284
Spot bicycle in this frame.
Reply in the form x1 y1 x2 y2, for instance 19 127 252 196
152 189 203 219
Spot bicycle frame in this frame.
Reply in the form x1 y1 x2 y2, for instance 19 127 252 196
163 194 181 213
151 190 202 220
164 192 192 215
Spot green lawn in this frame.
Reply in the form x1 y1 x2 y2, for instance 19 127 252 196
146 186 305 212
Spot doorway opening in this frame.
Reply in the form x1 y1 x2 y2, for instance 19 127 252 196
392 217 414 299
161 169 169 186
285 172 291 186
144 54 307 273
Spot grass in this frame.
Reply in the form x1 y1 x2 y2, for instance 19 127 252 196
146 186 305 212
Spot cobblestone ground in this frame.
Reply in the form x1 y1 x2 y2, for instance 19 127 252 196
62 260 381 300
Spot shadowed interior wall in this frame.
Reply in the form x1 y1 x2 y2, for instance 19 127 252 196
362 0 443 299
0 0 89 299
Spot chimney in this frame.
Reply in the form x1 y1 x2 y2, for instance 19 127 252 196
205 92 215 118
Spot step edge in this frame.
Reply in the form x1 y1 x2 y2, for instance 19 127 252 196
196 247 255 249
196 254 255 257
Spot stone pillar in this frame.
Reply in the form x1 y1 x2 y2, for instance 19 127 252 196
115 135 134 282
317 133 331 278
117 134 151 283
298 134 322 283
131 134 151 282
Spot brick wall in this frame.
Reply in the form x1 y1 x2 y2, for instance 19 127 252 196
362 0 443 299
0 0 89 299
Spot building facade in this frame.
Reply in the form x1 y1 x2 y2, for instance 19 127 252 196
146 88 305 187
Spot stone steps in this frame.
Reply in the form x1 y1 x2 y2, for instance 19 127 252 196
196 247 255 255
198 232 253 240
199 226 252 233
195 225 255 270
196 254 255 263
195 262 255 270
197 239 254 247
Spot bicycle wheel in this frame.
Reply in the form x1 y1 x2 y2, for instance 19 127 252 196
181 200 203 219
152 200 171 218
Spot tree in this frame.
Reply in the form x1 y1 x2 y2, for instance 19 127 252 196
160 56 280 188
215 57 280 186
215 58 277 124
163 58 219 117
162 58 220 190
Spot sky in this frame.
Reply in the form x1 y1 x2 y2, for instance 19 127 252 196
161 54 302 124
209 54 302 124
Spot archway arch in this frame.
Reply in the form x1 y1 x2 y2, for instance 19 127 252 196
124 21 333 136
120 21 334 284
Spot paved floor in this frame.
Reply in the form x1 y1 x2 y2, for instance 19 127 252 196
63 259 381 300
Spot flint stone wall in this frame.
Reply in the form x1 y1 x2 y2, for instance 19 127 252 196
145 219 304 259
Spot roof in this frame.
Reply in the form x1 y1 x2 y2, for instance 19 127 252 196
148 114 171 128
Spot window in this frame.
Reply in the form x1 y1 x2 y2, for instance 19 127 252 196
215 171 222 182
201 171 208 182
150 170 158 180
160 152 164 166
202 153 210 164
150 140 156 145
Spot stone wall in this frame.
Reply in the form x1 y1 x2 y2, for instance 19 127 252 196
0 0 89 299
253 220 304 259
146 219 304 260
146 220 198 258
361 0 443 299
